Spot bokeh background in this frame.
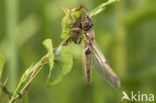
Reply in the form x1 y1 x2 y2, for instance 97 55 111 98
0 0 156 103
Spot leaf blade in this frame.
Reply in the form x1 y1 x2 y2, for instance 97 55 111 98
46 45 73 87
43 39 54 70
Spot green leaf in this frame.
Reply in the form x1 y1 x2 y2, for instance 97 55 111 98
43 39 53 52
60 5 86 40
46 45 73 87
59 7 70 16
0 56 4 79
89 0 118 17
61 46 73 75
61 16 72 39
43 39 54 71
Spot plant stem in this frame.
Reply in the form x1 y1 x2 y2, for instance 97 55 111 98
5 0 18 91
113 0 127 77
9 59 48 103
89 0 118 17
9 47 57 103
8 37 67 103
0 82 12 99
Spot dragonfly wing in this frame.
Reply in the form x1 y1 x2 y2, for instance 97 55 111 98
91 40 120 88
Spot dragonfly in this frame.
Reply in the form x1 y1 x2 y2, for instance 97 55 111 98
63 5 120 88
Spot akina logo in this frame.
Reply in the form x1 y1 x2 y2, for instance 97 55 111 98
121 91 154 102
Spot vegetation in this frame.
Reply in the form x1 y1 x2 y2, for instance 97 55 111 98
0 0 156 103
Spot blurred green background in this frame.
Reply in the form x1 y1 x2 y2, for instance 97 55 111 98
0 0 156 103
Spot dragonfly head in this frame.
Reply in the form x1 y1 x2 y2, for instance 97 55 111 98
81 15 93 31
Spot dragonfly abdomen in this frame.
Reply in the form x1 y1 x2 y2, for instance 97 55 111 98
85 53 91 85
83 43 92 85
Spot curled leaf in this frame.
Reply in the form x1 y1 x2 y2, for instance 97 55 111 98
46 44 73 87
59 7 70 16
43 39 54 70
43 39 53 53
60 5 86 40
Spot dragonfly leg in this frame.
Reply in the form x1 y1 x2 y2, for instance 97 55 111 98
77 36 82 44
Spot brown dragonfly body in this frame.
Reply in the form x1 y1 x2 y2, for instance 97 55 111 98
69 12 120 88
70 14 93 84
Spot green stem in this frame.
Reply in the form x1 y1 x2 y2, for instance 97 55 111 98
113 0 127 77
9 83 21 103
89 0 118 17
9 59 47 103
5 0 18 91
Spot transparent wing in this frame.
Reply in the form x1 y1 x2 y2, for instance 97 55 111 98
91 40 120 88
